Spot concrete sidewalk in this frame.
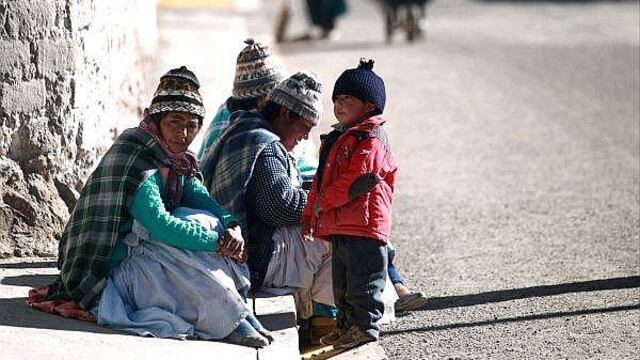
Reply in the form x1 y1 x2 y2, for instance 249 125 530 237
0 257 299 360
0 257 388 360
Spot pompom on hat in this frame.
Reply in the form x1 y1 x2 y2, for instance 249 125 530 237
267 71 323 125
149 66 206 119
332 58 386 114
233 38 285 100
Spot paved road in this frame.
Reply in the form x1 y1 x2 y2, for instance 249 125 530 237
267 0 639 358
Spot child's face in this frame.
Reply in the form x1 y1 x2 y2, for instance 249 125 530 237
334 95 376 126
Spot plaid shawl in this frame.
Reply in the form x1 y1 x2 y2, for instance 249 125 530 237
200 110 279 228
49 127 182 309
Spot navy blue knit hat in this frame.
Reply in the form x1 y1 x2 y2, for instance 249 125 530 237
332 58 386 114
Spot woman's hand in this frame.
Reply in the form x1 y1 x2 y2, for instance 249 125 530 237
217 225 244 259
230 247 247 263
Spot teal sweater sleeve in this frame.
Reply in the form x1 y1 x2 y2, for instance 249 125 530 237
129 173 219 251
182 177 237 228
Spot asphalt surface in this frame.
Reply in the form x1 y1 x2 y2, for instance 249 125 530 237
267 0 639 358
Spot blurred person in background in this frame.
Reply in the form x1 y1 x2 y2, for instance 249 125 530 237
274 0 348 42
381 0 432 42
306 0 348 40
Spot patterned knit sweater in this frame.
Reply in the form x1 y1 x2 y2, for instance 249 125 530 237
201 110 308 288
245 142 307 288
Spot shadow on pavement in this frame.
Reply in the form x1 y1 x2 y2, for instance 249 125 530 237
0 297 114 334
475 0 636 2
1 274 58 288
383 304 640 336
0 261 56 269
417 276 640 311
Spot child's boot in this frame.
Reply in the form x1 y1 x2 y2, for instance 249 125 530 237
309 316 337 346
333 325 377 349
320 327 346 346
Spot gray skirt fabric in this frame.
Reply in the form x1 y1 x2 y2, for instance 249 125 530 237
95 207 251 340
261 225 333 319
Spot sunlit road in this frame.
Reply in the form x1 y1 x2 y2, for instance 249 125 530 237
269 0 639 358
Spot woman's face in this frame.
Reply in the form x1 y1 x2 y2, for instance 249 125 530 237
158 112 201 154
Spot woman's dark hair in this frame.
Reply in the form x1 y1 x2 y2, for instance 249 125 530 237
151 112 203 127
259 101 302 124
229 96 262 112
151 113 164 125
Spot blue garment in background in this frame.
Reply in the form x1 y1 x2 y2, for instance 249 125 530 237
198 98 233 160
386 242 404 285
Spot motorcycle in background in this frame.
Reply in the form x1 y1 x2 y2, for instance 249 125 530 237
379 0 431 43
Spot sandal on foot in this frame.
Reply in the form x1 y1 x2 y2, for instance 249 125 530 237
333 326 376 349
394 292 428 313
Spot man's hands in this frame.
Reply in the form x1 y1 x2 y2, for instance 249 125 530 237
302 198 323 242
217 224 245 262
301 217 314 242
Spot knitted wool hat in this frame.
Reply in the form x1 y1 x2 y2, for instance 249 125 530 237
233 39 285 100
149 66 206 119
332 58 386 114
267 71 323 125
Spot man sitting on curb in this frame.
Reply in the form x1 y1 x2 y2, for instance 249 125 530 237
200 71 336 343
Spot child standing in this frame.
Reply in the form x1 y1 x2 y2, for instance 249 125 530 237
302 59 398 349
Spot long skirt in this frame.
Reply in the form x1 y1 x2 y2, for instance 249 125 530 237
305 0 347 30
95 207 251 340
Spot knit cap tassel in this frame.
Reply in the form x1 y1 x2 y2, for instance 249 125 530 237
358 58 375 70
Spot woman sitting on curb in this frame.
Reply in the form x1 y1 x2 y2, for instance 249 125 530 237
28 67 272 348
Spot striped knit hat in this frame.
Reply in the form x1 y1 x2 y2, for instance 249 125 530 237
267 71 323 125
149 66 206 120
233 39 284 100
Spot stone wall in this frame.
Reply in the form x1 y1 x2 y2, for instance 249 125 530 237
0 0 158 257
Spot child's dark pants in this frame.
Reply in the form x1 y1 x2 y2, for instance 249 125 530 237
331 235 388 339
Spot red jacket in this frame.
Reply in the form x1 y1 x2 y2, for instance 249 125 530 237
303 116 398 243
